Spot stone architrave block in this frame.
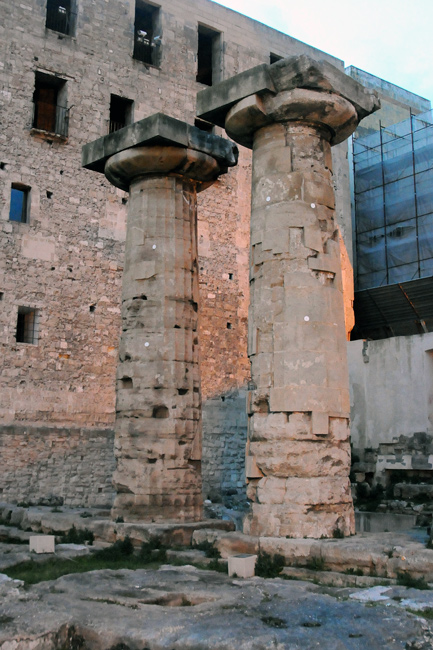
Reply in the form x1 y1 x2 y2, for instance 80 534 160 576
228 553 257 578
30 535 55 554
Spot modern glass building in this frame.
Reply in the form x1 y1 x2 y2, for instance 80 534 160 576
352 110 433 339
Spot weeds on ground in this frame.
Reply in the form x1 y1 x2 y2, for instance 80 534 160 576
406 607 433 619
139 539 167 563
305 556 325 572
193 540 221 559
397 572 430 590
4 533 230 584
344 568 364 576
61 525 94 546
5 536 151 584
255 552 285 578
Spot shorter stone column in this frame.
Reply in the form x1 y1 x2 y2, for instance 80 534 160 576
197 56 379 538
83 114 238 521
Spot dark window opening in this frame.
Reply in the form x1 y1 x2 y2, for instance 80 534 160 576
196 25 221 86
45 0 76 36
109 94 134 133
16 307 40 345
226 322 232 329
133 1 161 66
9 184 30 223
194 118 214 134
228 272 233 280
32 73 68 137
0 292 4 301
270 53 284 64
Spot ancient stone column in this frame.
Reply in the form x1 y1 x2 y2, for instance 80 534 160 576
197 56 379 538
82 114 238 521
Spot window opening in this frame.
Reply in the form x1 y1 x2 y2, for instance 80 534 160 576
109 95 134 133
196 24 221 86
16 307 40 345
9 184 30 223
270 53 284 64
133 1 161 66
45 0 76 36
33 73 68 137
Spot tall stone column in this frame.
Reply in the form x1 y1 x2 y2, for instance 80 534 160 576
197 56 379 537
82 114 238 521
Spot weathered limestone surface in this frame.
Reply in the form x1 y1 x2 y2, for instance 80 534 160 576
83 115 238 522
1 563 431 649
198 56 380 538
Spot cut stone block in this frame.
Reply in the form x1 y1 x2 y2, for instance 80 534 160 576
228 553 257 578
30 535 55 554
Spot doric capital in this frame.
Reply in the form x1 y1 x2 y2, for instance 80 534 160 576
224 88 359 147
197 54 380 148
104 145 220 191
82 112 238 190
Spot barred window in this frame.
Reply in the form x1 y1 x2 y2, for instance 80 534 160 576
16 307 40 345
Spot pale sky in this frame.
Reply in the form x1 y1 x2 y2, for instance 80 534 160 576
214 0 433 105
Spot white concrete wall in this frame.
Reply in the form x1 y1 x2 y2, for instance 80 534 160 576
348 333 433 452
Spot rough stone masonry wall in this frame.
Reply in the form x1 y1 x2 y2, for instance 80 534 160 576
0 425 115 507
202 389 248 504
0 0 352 505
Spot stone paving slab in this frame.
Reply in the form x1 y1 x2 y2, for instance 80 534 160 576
1 565 432 649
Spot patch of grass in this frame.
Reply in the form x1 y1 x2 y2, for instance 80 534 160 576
261 615 287 628
79 512 92 519
302 621 322 628
397 572 430 590
406 607 433 620
255 552 285 579
305 556 325 572
193 540 221 559
4 536 158 585
332 528 345 539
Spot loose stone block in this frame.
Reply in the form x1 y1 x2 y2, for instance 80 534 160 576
29 535 55 554
228 553 257 578
198 56 379 538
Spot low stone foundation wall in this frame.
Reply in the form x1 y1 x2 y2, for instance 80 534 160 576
0 393 249 509
0 425 116 508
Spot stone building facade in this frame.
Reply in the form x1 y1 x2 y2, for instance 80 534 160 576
0 0 353 507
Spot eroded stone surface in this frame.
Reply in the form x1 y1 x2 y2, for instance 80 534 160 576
83 118 237 523
198 56 380 538
0 565 432 650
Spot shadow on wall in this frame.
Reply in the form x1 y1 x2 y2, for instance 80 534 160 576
202 387 248 507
